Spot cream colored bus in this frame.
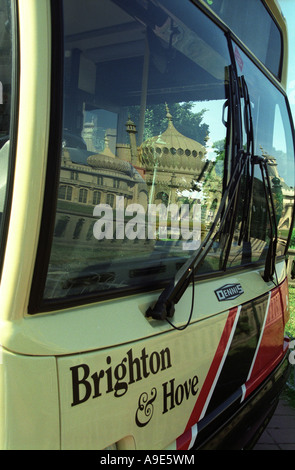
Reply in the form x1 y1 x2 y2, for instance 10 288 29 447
0 0 294 450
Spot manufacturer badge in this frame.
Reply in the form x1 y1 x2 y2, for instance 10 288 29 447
215 283 244 301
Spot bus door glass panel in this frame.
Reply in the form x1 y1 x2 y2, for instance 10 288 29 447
43 0 232 304
226 44 295 269
0 1 14 271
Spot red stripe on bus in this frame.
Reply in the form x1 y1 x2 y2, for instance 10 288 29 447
242 279 289 400
176 307 239 450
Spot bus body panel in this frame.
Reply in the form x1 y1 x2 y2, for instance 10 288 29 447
56 275 289 450
0 266 288 450
0 350 59 450
57 313 225 450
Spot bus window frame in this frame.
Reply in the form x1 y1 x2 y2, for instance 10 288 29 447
283 96 295 250
0 0 20 282
28 0 64 313
194 0 284 83
28 0 294 314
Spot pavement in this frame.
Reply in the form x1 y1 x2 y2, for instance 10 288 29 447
253 396 295 450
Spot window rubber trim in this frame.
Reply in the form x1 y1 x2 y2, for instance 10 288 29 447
284 95 295 255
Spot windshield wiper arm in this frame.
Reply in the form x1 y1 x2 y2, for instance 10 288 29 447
237 76 254 247
216 67 244 271
146 150 249 321
238 77 277 281
146 64 245 322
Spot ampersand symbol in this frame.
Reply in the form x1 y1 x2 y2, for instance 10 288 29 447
135 388 157 427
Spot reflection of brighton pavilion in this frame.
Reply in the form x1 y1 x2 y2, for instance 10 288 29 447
55 108 220 245
138 107 209 206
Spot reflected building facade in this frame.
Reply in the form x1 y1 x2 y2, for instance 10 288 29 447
55 108 217 244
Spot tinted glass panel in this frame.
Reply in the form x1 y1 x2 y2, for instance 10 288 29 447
208 0 282 78
226 44 295 268
44 0 232 302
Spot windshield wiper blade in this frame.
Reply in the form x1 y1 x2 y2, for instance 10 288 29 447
255 155 278 281
146 150 249 321
238 77 277 281
216 67 244 271
238 76 254 246
146 64 245 322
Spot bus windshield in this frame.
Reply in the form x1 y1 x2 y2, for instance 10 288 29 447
41 0 294 306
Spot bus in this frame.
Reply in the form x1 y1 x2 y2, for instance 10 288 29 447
0 0 294 450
